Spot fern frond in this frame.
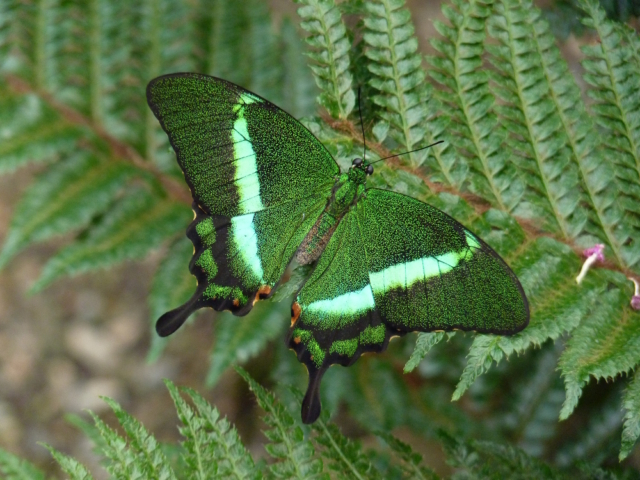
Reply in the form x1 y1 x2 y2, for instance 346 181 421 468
236 367 327 480
165 380 259 479
501 0 624 261
206 302 286 387
101 397 177 479
88 410 139 478
487 0 587 238
43 444 94 480
0 92 80 173
620 372 640 460
453 238 595 400
31 188 189 292
0 153 136 269
296 0 355 120
404 332 447 373
428 0 524 210
362 0 431 168
579 0 640 269
148 236 195 362
280 18 318 119
559 273 636 420
310 405 379 480
0 447 45 480
376 432 438 480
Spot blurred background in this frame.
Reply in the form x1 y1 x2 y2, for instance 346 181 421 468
1 0 639 477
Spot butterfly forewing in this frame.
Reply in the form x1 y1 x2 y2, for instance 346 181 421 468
146 73 339 216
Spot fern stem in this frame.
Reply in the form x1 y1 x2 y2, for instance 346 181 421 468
88 0 103 125
316 419 365 480
5 75 192 205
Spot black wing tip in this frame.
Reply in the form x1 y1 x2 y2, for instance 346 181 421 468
155 292 201 337
301 366 326 424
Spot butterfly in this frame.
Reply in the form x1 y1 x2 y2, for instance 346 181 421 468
146 72 529 424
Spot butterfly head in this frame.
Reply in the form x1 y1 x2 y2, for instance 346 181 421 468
349 158 373 184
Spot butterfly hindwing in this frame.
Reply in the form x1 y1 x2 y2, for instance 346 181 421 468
358 189 528 333
146 73 340 217
289 188 529 423
158 194 328 336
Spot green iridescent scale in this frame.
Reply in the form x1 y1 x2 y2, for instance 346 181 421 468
147 73 529 425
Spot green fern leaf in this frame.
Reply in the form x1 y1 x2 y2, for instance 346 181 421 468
308 402 379 480
43 444 94 480
559 275 636 420
579 0 640 269
88 410 139 478
0 447 45 480
102 397 177 479
236 367 328 480
496 0 624 262
148 236 195 362
376 432 438 480
0 153 136 269
31 188 189 292
428 0 525 210
280 18 319 119
620 372 640 460
404 332 448 373
296 0 355 119
206 302 287 387
165 380 259 479
0 93 80 173
362 0 431 168
487 0 588 239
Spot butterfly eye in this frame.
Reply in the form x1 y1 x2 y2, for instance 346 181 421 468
352 158 363 167
365 165 374 175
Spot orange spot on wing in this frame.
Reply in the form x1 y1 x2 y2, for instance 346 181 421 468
253 285 272 305
232 298 240 307
293 336 301 344
291 302 302 326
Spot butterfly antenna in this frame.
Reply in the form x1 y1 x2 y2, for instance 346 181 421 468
368 140 444 165
358 86 366 161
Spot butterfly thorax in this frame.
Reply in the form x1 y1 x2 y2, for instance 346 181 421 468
294 170 366 265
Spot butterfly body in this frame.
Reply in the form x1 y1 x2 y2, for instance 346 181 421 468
296 167 367 265
147 73 529 424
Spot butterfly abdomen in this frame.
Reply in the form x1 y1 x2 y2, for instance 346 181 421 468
295 212 339 265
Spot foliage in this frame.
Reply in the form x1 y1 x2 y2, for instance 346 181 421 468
1 373 636 479
1 0 640 473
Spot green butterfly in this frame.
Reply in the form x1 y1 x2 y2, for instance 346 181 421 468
146 73 529 424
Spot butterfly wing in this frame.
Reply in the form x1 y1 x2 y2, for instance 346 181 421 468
289 188 529 423
147 73 340 216
147 73 339 335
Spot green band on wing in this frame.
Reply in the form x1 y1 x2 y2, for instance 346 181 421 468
230 214 264 283
228 100 265 284
306 284 375 316
231 110 263 214
369 245 474 293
